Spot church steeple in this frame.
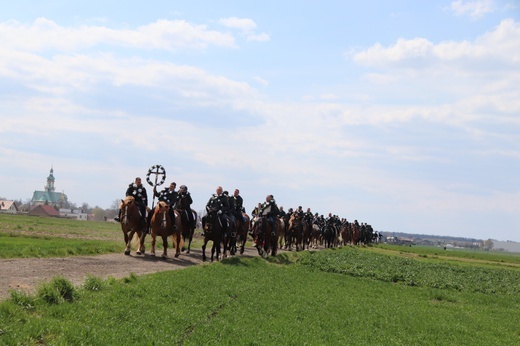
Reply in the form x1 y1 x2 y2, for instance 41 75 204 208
45 166 55 192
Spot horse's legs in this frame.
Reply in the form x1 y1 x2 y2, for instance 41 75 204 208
151 234 156 256
187 228 194 254
162 235 168 258
202 239 208 262
173 230 181 258
123 231 131 255
136 231 146 255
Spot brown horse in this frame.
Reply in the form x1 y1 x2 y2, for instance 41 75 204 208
119 196 146 255
302 220 313 250
177 208 197 254
149 201 183 258
202 209 224 262
287 214 303 251
253 216 280 257
340 222 352 245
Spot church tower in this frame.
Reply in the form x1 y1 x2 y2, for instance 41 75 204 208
46 166 56 192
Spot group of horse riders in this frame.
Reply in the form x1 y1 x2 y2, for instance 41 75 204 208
114 177 195 232
115 177 380 245
252 203 381 246
201 186 247 237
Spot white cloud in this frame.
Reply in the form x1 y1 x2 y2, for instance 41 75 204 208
352 19 520 68
449 0 494 18
0 18 236 52
218 16 270 42
218 17 257 31
246 32 270 42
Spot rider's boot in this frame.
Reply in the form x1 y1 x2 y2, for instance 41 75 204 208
114 209 121 222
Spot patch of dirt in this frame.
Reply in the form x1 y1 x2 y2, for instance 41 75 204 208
0 247 259 301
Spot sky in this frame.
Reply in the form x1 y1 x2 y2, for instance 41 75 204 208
1 0 519 242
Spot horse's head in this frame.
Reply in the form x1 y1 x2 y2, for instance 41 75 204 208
121 196 135 207
156 201 169 213
204 208 219 233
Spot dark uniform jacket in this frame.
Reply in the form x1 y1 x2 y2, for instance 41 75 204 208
155 188 177 207
261 199 279 217
126 183 148 206
206 194 230 214
176 191 193 210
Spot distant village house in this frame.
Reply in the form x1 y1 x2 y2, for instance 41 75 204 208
0 200 18 214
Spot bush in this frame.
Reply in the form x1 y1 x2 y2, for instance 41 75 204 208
9 290 35 310
83 275 104 292
37 276 77 305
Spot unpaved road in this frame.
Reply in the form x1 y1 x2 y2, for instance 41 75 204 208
0 247 259 300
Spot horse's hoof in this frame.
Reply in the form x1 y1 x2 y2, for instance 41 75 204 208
136 251 142 255
174 253 180 258
150 253 156 257
161 254 168 259
186 250 190 254
124 251 130 256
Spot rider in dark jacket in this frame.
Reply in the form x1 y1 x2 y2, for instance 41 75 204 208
115 177 148 224
176 185 195 228
153 182 177 229
261 195 279 232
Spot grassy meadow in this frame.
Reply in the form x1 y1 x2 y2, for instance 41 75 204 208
1 214 520 345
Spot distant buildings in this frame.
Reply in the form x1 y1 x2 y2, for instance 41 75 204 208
30 166 69 208
0 200 18 214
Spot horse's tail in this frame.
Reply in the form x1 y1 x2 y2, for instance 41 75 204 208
173 233 185 250
131 231 142 248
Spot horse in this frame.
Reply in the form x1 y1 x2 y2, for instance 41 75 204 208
351 223 361 245
221 213 238 258
202 209 224 262
287 214 303 251
281 213 291 249
302 220 313 250
119 196 146 255
177 208 197 254
340 222 352 246
149 201 183 258
323 223 336 248
310 223 321 249
253 216 280 257
235 212 250 255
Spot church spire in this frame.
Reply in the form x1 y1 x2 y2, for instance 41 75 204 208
46 166 55 192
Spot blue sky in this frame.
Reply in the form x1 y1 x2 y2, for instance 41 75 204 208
1 1 519 241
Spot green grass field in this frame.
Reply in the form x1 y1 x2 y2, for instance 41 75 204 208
1 214 519 345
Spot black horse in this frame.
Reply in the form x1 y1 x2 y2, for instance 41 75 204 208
202 209 224 262
253 216 279 257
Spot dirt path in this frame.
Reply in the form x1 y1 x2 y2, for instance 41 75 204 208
0 247 259 301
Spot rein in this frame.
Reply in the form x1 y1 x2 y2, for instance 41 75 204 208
122 205 128 225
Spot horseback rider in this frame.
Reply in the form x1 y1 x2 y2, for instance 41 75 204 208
278 206 286 217
251 203 262 218
223 191 236 233
115 177 148 225
153 182 177 230
176 185 195 228
232 189 246 222
203 186 231 234
296 206 304 219
260 194 279 233
304 207 314 227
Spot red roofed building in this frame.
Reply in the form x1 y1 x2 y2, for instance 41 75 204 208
28 204 61 217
